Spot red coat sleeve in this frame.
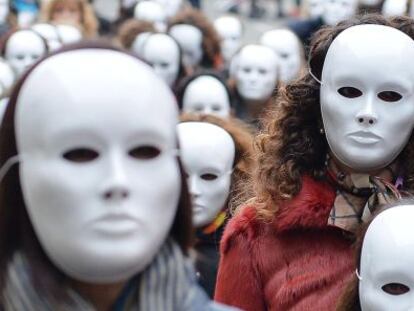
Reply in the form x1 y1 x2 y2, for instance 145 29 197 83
214 208 266 311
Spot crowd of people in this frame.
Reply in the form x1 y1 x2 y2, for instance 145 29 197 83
0 0 412 310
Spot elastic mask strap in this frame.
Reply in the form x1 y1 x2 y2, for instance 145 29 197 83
355 269 363 281
308 56 323 85
0 155 21 183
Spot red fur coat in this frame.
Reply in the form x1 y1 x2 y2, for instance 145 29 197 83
215 176 355 311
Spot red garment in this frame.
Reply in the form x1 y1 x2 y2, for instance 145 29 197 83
215 176 355 311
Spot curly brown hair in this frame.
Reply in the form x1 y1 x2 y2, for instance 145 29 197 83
179 114 254 213
117 18 156 49
168 8 222 69
40 0 98 38
253 14 414 220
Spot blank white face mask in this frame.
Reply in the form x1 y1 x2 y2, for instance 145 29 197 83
56 24 83 45
169 24 203 69
260 29 303 83
382 0 407 17
15 49 181 283
214 16 243 66
359 205 414 311
141 34 180 87
234 45 278 102
134 1 167 32
32 23 62 52
0 0 9 24
178 122 235 228
153 0 182 18
306 0 324 18
182 75 231 117
320 25 414 172
323 0 358 26
5 30 47 78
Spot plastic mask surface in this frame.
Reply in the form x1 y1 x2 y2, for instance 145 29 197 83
214 16 242 65
382 0 407 17
15 49 181 283
0 60 15 91
177 122 235 227
169 24 203 68
323 0 358 26
0 0 9 24
320 25 414 172
306 0 324 18
32 23 62 52
359 205 414 311
134 1 166 32
182 75 230 117
142 34 180 87
56 24 83 45
5 31 47 78
153 0 182 17
234 45 278 102
260 29 302 83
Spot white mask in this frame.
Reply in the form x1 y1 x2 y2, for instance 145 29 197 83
153 0 182 18
15 49 181 283
306 0 324 18
0 0 9 24
320 25 414 172
4 30 47 78
134 1 167 32
92 0 121 22
260 29 303 83
382 0 407 17
169 24 203 69
359 205 414 311
182 75 231 117
214 16 243 66
323 0 358 26
141 33 180 87
17 11 37 28
359 0 381 5
56 24 83 45
233 45 278 102
131 32 152 56
32 23 62 52
177 122 235 228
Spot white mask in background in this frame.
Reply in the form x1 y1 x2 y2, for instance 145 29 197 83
214 16 243 66
0 0 9 24
130 32 152 56
260 29 303 83
141 33 180 87
359 0 381 5
92 0 121 23
359 205 414 311
305 0 324 18
178 122 235 228
15 49 181 283
323 0 358 26
182 75 231 117
153 0 182 18
134 1 167 32
17 11 37 28
233 44 278 102
382 0 407 17
320 25 414 173
4 30 47 78
56 24 83 45
32 23 62 52
0 59 15 95
169 24 203 69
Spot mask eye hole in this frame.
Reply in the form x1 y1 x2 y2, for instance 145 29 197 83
337 86 363 98
62 148 99 163
382 283 410 296
212 105 222 111
378 91 402 102
200 173 218 181
129 145 161 160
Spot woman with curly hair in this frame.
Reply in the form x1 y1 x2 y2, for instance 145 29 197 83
178 114 253 298
168 8 222 74
117 18 155 53
214 14 414 311
40 0 98 38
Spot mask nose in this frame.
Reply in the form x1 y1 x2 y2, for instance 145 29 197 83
102 153 130 202
188 175 202 198
355 96 378 126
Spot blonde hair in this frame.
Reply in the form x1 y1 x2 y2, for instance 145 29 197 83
41 0 98 38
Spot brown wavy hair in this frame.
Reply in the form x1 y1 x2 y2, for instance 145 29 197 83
253 14 414 220
180 114 254 213
40 0 98 38
168 8 222 69
117 18 156 49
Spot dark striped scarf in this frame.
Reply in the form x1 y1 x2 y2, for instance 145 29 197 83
2 238 236 311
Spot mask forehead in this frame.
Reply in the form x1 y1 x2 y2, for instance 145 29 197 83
260 29 300 54
169 24 203 50
178 122 235 172
238 45 277 70
143 34 180 64
16 50 178 153
360 205 414 311
134 1 166 23
214 16 242 38
6 31 45 56
183 76 229 106
382 0 407 17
